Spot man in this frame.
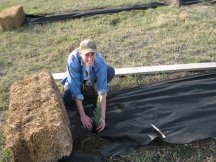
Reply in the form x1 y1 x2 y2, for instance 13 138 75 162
62 39 115 132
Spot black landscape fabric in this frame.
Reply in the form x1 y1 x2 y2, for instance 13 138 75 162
25 2 166 24
24 0 207 25
60 70 216 161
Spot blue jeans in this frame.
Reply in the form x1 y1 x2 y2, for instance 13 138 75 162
63 64 115 106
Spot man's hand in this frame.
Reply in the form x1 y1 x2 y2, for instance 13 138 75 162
97 117 106 132
80 114 93 129
75 98 93 129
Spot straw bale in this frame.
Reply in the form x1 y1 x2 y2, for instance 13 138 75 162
6 72 73 162
0 5 25 32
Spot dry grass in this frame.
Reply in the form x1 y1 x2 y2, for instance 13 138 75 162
108 138 216 162
0 0 162 14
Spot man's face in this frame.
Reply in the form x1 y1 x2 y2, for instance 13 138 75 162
80 52 96 66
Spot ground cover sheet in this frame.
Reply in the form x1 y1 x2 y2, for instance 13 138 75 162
60 70 216 161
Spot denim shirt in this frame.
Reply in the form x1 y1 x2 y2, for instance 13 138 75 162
62 48 108 101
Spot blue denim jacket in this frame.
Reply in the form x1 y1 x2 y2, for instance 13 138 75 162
61 48 108 101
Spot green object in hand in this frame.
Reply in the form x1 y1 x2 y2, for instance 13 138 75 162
93 95 101 126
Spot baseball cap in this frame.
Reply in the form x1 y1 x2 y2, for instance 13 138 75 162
80 39 97 55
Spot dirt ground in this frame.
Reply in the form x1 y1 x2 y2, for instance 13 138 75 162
73 128 112 154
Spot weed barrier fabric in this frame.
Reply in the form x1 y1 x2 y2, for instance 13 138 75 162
25 2 166 24
24 0 205 25
60 70 216 162
178 0 211 5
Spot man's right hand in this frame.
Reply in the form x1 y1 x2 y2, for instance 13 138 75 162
80 114 93 129
75 98 93 129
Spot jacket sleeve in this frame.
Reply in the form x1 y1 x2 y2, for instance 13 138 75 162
95 55 108 95
67 57 84 101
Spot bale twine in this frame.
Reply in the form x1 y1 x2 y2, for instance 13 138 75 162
5 72 73 162
0 5 25 32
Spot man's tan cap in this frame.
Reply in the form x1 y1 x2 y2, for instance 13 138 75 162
80 39 97 55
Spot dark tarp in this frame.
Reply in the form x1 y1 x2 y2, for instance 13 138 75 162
180 0 207 5
25 2 166 24
59 70 216 162
24 0 211 24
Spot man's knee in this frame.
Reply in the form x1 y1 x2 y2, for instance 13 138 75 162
107 65 115 83
63 86 74 106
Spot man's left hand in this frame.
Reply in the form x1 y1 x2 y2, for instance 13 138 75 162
97 117 106 132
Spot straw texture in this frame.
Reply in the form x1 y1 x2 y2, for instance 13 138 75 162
0 5 25 32
6 72 72 162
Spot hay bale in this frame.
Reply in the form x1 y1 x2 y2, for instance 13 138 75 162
0 5 25 32
5 72 73 162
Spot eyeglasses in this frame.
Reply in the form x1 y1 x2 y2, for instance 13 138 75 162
85 52 96 57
